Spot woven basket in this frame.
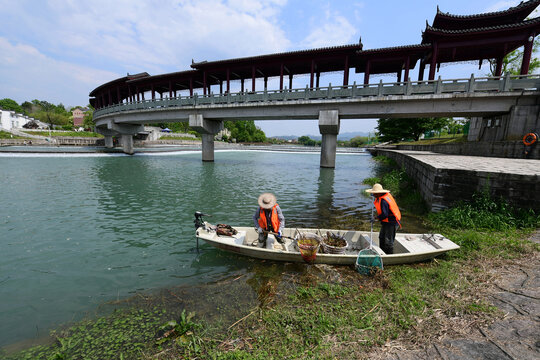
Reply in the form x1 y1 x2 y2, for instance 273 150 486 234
295 232 321 263
321 232 348 254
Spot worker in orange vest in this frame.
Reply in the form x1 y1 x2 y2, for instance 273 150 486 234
253 192 285 248
365 183 402 254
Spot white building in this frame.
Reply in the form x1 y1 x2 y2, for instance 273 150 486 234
0 109 34 130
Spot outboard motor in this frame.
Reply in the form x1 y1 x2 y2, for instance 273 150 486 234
194 211 210 229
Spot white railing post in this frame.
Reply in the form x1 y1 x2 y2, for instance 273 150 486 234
378 80 383 96
467 74 475 93
435 76 442 94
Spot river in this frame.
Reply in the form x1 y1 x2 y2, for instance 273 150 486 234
0 148 390 347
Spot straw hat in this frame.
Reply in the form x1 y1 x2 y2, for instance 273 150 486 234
365 183 390 194
258 192 277 209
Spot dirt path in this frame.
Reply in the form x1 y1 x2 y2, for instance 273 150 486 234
372 231 540 360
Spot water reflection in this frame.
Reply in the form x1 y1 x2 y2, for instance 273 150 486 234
315 167 336 228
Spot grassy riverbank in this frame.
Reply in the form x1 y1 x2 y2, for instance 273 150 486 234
4 157 538 360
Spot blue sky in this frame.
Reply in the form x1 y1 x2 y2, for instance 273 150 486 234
0 0 534 136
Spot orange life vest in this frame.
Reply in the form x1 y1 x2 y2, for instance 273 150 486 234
374 193 401 228
258 204 280 232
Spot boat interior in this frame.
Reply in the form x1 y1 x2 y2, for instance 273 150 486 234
201 223 450 256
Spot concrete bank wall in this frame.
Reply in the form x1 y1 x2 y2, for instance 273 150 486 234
395 140 539 159
371 149 540 212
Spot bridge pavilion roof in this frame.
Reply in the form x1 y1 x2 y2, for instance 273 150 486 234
422 16 540 65
89 1 540 108
191 43 361 80
432 0 540 30
89 72 149 97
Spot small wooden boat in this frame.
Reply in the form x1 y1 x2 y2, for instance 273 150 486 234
195 218 460 266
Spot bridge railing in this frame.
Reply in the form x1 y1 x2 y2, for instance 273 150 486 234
94 74 540 118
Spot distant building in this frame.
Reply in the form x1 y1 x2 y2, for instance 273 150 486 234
0 109 35 130
71 107 89 127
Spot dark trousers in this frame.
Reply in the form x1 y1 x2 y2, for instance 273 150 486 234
379 222 398 254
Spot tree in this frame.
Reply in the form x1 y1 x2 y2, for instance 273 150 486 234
83 106 95 129
0 98 23 114
489 37 540 76
29 100 70 127
224 120 266 142
376 117 452 142
297 135 318 146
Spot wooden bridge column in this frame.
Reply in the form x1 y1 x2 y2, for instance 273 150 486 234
226 69 230 93
203 72 207 95
364 60 371 85
289 73 293 89
429 42 438 80
521 35 535 75
495 57 504 77
404 56 410 82
418 60 425 81
310 60 315 88
343 55 349 86
252 66 256 91
280 63 284 90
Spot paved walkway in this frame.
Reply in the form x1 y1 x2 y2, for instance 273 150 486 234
392 150 540 176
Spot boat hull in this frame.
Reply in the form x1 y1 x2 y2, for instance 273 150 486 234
195 225 460 265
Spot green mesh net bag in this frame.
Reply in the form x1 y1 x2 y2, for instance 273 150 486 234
356 204 383 275
355 248 383 276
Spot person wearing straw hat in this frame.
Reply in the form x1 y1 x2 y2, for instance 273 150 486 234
253 192 285 248
365 183 402 254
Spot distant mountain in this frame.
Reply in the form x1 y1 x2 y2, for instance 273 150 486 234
270 131 372 141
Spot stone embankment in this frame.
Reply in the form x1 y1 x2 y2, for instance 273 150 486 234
369 148 540 212
395 140 539 160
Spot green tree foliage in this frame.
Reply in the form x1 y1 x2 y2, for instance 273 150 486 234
29 100 71 127
83 106 95 129
489 38 540 76
297 135 318 146
0 98 23 113
224 120 266 142
376 117 452 142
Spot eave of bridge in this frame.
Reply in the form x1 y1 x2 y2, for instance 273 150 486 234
433 0 540 30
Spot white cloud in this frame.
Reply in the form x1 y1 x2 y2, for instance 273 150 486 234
0 37 118 106
1 0 291 75
484 1 520 13
300 8 357 49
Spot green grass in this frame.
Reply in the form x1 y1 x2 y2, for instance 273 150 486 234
395 135 468 145
0 130 29 139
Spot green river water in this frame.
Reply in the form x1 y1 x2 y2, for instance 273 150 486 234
0 148 421 348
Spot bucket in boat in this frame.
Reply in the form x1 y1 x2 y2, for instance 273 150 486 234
321 231 348 254
295 232 321 263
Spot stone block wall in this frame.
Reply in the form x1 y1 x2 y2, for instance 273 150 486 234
396 141 539 159
372 149 540 212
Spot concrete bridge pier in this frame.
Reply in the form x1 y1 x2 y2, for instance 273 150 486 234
189 114 223 162
97 121 144 155
104 135 114 148
319 110 340 168
96 128 116 148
